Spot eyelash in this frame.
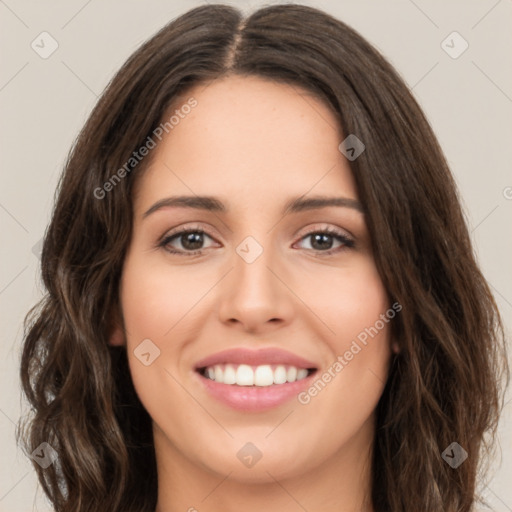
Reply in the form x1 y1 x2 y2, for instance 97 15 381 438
158 225 355 257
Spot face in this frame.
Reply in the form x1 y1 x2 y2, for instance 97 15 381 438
114 75 396 485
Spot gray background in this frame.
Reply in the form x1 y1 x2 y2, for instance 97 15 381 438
1 0 511 510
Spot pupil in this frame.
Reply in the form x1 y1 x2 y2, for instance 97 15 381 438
312 233 333 250
183 232 203 250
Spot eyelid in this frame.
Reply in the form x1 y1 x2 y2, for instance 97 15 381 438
294 223 353 240
159 223 218 242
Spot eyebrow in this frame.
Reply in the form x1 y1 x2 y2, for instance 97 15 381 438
142 194 364 218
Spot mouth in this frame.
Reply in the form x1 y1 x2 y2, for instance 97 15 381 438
197 364 316 386
193 347 318 411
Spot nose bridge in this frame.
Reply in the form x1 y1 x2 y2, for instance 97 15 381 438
217 232 293 329
232 233 278 299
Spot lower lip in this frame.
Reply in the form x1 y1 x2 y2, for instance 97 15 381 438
195 371 317 411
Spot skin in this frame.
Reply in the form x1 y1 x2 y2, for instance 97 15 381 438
111 75 398 512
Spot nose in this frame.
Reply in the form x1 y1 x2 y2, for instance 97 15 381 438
217 242 294 334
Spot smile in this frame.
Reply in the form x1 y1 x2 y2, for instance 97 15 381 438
199 363 313 386
194 347 318 411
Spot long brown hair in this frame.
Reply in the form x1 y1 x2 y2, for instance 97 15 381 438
17 4 509 511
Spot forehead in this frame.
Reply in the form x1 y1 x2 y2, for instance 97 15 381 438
134 75 358 211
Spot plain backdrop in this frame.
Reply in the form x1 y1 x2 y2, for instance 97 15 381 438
1 1 511 510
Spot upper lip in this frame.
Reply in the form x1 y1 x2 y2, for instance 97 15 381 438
194 348 318 370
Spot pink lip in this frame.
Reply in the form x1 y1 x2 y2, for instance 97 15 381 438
194 347 318 370
195 370 317 411
193 347 318 411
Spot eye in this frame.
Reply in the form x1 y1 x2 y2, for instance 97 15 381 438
159 227 217 255
158 225 355 257
295 227 354 255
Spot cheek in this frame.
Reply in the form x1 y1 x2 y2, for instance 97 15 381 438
298 258 392 413
119 253 206 342
119 253 198 428
301 257 390 344
118 251 219 400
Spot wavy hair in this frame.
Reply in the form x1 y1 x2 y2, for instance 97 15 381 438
18 4 509 511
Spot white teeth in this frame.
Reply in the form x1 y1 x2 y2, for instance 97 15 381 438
296 368 308 380
223 364 236 384
273 365 287 384
203 364 312 386
236 364 254 386
286 366 297 383
254 365 274 386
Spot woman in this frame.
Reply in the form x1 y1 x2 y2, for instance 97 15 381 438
17 4 509 511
